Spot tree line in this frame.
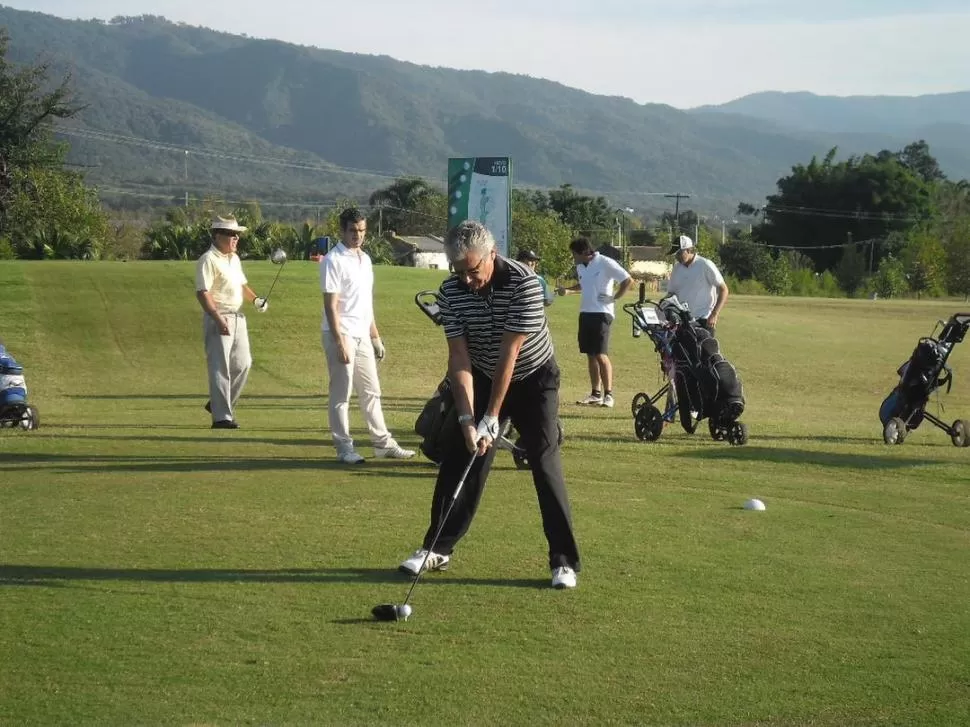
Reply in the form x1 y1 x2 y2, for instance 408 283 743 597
2 31 969 299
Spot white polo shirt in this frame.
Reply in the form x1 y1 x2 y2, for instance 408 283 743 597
196 246 247 313
320 242 375 338
667 254 725 319
577 252 631 318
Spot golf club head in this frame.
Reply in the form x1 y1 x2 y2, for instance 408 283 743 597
270 248 287 265
372 603 411 622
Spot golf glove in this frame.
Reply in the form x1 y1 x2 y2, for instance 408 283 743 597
254 297 269 313
371 336 385 361
476 414 500 442
597 292 614 304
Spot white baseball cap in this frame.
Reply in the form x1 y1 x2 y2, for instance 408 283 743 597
668 234 694 254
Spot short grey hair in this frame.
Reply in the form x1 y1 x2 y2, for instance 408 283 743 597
444 220 495 263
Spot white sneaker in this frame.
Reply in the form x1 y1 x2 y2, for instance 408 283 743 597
398 548 450 575
551 566 577 589
576 393 603 405
374 444 416 459
337 449 366 464
600 394 615 408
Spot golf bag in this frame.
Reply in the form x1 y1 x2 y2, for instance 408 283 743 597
0 343 38 430
879 313 970 446
414 377 459 464
662 297 745 432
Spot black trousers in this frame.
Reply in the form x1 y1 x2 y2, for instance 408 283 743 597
421 357 581 571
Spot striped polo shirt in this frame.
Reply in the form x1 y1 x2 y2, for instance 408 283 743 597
438 256 554 381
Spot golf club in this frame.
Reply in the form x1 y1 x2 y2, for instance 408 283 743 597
372 448 479 622
263 247 287 303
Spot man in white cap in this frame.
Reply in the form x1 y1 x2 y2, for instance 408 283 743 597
666 234 729 334
195 214 269 429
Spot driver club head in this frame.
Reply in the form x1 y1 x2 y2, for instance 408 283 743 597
270 248 287 265
372 603 412 622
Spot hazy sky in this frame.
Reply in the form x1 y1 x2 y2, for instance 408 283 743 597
4 0 969 107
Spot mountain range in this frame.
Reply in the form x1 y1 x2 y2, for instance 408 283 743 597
1 6 968 216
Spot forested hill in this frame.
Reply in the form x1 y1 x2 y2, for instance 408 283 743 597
1 6 968 212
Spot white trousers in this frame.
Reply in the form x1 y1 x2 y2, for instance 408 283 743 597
203 312 252 422
322 332 394 452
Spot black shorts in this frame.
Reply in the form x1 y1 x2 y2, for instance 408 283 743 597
578 312 612 355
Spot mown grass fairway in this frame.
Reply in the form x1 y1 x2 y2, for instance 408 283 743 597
2 260 969 726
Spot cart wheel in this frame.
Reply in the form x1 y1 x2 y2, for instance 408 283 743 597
727 421 748 446
883 417 907 445
20 405 39 430
950 419 970 447
709 418 726 441
631 392 649 416
634 405 664 442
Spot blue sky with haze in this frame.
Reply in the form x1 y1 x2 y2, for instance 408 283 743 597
4 0 968 107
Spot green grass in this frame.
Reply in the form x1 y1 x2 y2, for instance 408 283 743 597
2 260 970 726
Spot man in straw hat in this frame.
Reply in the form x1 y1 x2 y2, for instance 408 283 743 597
195 214 269 429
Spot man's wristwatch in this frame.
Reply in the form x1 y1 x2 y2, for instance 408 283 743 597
458 414 474 425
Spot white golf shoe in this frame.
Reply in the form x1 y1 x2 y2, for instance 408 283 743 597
374 444 416 459
551 566 577 589
398 549 450 575
576 393 603 405
600 394 615 408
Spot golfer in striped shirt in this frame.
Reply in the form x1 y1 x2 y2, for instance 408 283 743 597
398 221 581 589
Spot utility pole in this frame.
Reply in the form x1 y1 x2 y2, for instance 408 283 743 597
664 193 691 238
378 203 383 238
183 150 189 208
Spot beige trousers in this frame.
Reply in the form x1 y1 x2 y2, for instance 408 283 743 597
322 331 394 453
203 312 252 423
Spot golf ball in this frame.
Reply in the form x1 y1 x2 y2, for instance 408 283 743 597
743 498 766 511
397 604 412 620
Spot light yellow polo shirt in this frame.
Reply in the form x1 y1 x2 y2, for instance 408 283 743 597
196 245 247 313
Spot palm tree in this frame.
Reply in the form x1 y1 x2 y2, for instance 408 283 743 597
368 177 437 236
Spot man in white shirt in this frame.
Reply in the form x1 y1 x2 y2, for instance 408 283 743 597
666 235 729 333
195 215 269 429
556 238 632 408
321 208 415 464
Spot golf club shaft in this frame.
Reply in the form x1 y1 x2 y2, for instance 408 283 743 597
264 260 286 302
401 449 478 607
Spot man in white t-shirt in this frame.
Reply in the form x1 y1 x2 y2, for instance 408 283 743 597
195 214 269 429
666 235 729 333
556 237 632 408
321 208 414 464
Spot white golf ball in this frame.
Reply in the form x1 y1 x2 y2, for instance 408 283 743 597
743 498 766 511
398 604 412 620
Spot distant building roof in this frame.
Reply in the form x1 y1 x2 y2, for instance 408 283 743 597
391 235 446 253
628 245 666 262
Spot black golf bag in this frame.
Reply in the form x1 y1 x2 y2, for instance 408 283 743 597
879 313 970 446
414 377 459 464
661 298 745 437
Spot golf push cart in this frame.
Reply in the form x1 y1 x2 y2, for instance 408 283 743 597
880 312 970 446
622 284 748 446
0 343 38 430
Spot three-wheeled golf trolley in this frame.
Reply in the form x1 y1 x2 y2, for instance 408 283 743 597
622 287 747 446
